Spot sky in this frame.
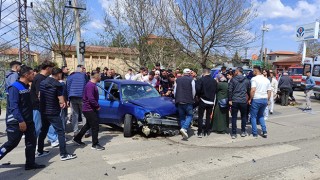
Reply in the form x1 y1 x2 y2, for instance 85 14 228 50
1 0 320 58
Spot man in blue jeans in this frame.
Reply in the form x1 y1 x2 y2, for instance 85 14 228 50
37 68 76 161
174 68 196 140
248 66 271 138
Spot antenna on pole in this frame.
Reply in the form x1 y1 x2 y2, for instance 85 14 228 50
260 21 269 63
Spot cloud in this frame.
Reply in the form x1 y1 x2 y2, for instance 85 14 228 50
253 0 320 20
90 20 104 30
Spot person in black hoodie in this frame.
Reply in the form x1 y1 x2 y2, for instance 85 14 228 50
278 72 293 106
228 67 251 139
196 68 217 137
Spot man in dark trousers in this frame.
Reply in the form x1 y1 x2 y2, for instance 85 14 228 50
228 67 251 139
0 66 45 170
37 68 77 161
174 68 196 140
73 71 105 150
196 68 217 137
278 72 293 106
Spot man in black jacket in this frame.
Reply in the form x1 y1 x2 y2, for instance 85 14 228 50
196 68 217 137
278 72 293 106
228 67 251 139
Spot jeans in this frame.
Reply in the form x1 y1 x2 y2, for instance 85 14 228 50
280 88 290 106
33 110 58 143
33 110 42 137
305 90 313 108
0 122 36 166
250 99 267 135
70 97 83 133
38 115 67 155
74 111 99 146
197 100 213 134
60 108 68 131
231 102 248 134
178 103 193 130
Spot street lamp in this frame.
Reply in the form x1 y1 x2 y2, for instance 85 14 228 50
260 21 269 63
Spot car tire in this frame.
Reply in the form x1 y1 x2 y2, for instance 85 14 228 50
124 114 133 137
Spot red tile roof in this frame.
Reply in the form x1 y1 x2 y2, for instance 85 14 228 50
54 45 139 55
273 55 301 64
267 51 298 55
0 48 39 55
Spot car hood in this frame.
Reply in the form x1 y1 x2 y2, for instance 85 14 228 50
128 97 177 116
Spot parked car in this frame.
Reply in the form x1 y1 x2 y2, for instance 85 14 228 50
97 79 179 137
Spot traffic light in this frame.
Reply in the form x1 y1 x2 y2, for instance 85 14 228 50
79 41 85 54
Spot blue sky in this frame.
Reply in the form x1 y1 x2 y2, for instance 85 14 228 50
83 0 320 58
1 0 320 58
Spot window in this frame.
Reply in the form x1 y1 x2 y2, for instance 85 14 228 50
269 56 272 60
121 84 160 101
109 83 120 100
313 65 320 77
303 64 311 76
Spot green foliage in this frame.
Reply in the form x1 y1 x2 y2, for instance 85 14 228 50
110 33 129 48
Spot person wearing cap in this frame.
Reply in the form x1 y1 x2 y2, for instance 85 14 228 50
174 68 196 140
0 65 46 170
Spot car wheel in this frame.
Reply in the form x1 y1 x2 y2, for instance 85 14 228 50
123 114 133 137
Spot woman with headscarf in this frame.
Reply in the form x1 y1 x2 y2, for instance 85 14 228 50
211 74 229 134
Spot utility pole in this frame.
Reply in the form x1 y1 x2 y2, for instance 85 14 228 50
260 21 269 63
65 0 86 66
18 0 32 65
244 47 249 59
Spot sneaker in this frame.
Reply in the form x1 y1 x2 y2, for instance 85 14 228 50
240 132 247 137
231 134 237 139
51 140 59 148
91 144 105 151
180 128 188 139
60 154 77 161
35 150 50 158
252 134 258 138
197 132 203 138
262 132 268 138
22 135 25 139
270 111 273 115
25 163 46 170
72 139 86 146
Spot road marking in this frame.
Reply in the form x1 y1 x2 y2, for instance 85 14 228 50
104 143 188 165
118 144 300 180
255 158 320 180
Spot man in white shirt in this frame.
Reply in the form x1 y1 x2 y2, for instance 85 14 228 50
125 69 135 80
133 67 147 82
143 71 157 87
248 66 271 138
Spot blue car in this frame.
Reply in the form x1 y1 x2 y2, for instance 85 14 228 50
97 80 179 137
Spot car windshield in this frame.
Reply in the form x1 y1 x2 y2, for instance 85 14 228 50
288 68 303 75
121 84 160 101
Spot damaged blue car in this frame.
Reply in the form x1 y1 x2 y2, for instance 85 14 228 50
97 80 179 137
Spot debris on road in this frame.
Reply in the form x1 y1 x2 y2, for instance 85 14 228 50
252 159 256 163
232 156 243 158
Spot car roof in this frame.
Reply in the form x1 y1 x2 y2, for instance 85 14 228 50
103 79 148 85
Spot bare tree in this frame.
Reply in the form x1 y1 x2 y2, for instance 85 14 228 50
298 39 320 57
161 0 256 68
29 0 89 66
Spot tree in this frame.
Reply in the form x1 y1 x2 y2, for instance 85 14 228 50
298 39 320 57
104 0 161 67
161 0 256 68
29 0 89 66
110 32 129 48
231 50 242 66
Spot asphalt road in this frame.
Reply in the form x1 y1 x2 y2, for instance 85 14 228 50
1 91 320 180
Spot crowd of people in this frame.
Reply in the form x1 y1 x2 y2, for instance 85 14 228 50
0 60 315 170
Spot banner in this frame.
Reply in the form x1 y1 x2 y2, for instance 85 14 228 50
295 22 319 41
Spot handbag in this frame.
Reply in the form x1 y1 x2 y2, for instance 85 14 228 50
218 98 228 108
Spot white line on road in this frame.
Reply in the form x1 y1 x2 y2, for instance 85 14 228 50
118 144 300 180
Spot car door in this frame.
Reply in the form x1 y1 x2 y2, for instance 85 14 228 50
97 82 120 125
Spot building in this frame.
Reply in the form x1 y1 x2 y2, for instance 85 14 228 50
52 45 140 75
273 55 302 71
267 51 298 63
0 48 39 65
